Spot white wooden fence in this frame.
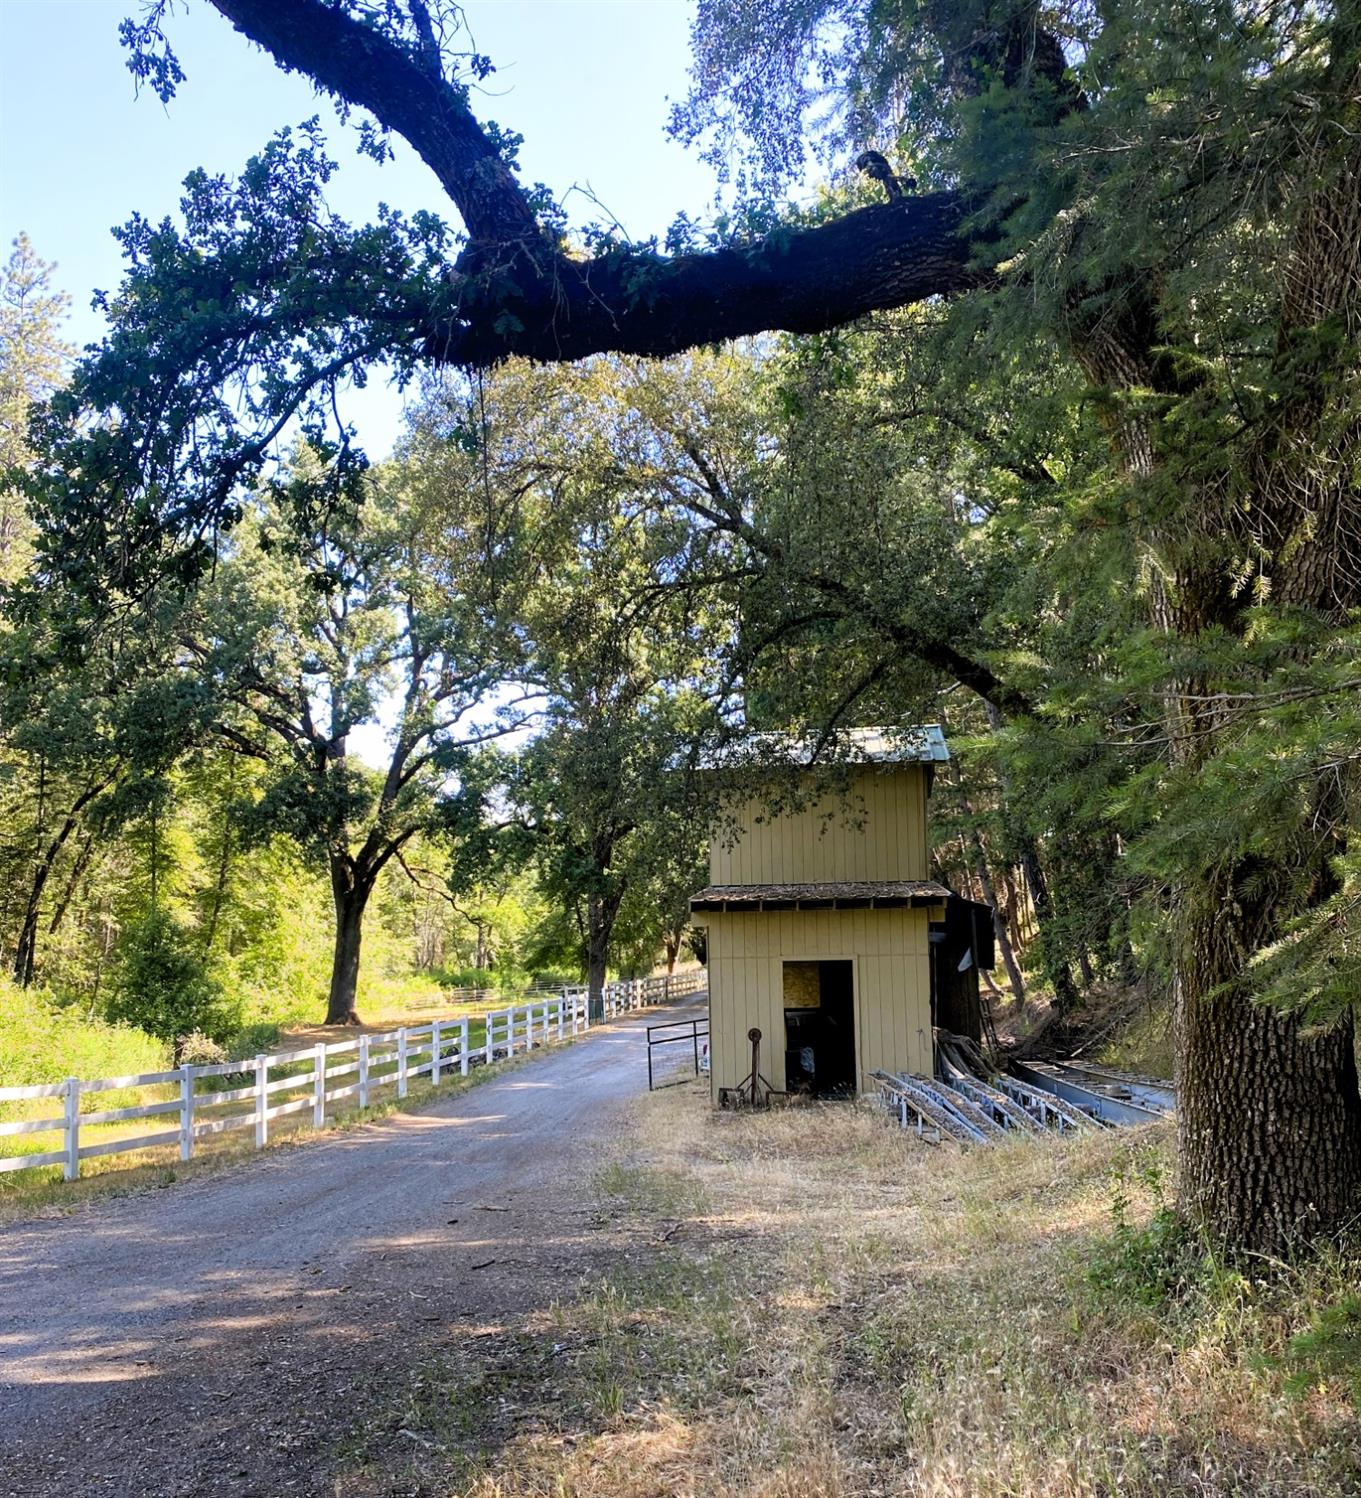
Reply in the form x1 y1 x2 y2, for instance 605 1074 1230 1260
0 970 705 1182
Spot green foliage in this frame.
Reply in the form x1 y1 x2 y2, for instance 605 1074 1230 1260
0 980 164 1088
1087 1158 1215 1309
103 908 234 1054
1283 1297 1361 1412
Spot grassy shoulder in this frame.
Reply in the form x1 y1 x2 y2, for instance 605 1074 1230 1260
0 1032 553 1222
0 974 546 1208
341 1087 1361 1497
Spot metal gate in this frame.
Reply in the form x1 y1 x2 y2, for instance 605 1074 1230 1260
646 1017 709 1090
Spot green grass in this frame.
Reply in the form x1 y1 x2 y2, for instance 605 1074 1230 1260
0 982 166 1093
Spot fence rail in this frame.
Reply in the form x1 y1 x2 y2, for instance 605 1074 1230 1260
0 970 706 1182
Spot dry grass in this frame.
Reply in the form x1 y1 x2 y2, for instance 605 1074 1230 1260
348 1087 1361 1497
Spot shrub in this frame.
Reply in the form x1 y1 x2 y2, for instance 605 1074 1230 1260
0 980 165 1088
104 909 236 1060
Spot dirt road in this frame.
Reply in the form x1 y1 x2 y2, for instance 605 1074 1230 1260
0 998 704 1498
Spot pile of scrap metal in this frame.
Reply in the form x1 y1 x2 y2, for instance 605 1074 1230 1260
873 1032 1174 1144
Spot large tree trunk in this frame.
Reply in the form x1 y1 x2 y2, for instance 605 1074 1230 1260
327 856 372 1025
584 887 624 1022
1177 862 1361 1250
1178 979 1361 1252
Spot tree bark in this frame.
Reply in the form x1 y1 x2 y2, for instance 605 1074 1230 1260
1176 861 1361 1251
327 855 372 1025
584 886 624 1021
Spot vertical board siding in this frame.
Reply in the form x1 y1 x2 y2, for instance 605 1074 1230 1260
705 907 930 1097
708 767 928 885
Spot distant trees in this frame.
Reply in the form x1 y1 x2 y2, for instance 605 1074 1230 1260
187 452 538 1022
0 235 68 581
410 366 725 1016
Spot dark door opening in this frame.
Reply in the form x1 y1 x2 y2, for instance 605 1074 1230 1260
783 959 857 1098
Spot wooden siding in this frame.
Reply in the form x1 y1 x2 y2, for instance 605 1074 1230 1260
703 907 931 1097
708 767 928 885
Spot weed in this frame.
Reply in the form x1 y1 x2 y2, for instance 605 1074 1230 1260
1283 1295 1361 1410
1086 1157 1212 1307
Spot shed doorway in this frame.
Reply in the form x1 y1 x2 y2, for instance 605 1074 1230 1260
783 960 857 1097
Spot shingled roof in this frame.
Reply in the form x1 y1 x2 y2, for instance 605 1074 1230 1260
690 880 951 913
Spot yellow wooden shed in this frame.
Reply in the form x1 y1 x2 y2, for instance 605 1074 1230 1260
690 727 952 1101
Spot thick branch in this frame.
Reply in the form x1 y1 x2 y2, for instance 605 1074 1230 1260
208 0 541 244
200 2 982 367
430 194 979 366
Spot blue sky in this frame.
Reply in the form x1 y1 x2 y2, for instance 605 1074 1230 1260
1 0 722 454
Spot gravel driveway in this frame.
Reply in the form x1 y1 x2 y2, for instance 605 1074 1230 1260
0 997 704 1497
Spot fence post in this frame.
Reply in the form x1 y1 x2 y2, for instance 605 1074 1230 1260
397 1028 409 1099
432 1020 443 1085
557 995 565 1042
254 1054 268 1148
359 1034 370 1108
460 1016 470 1076
485 1012 495 1067
63 1077 81 1182
179 1065 195 1162
313 1043 326 1127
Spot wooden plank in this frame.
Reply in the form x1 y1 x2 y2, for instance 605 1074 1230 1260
80 1098 183 1126
64 1078 80 1181
0 1148 68 1172
264 1072 314 1096
189 1060 250 1078
312 1045 325 1129
82 1070 181 1093
194 1084 257 1106
180 1067 194 1163
0 1116 64 1136
0 1081 67 1101
254 1056 268 1149
325 1081 362 1103
265 1095 314 1122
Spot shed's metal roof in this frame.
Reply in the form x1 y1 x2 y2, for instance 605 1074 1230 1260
690 880 951 913
705 725 949 769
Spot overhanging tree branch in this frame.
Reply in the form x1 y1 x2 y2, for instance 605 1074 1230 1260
201 0 982 367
